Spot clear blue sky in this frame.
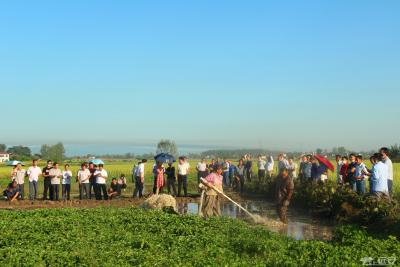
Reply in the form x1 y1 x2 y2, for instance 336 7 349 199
1 0 399 151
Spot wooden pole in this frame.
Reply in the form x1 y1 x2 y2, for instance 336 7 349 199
200 178 257 220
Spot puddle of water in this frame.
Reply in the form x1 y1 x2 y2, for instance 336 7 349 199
177 199 333 241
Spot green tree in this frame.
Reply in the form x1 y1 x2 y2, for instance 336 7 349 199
390 144 399 158
40 144 51 159
156 139 178 157
0 144 6 152
7 146 32 160
337 147 347 156
40 142 65 162
316 148 323 155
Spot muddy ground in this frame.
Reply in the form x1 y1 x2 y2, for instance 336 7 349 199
0 196 202 210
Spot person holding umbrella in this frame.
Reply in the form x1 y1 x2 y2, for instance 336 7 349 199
312 154 335 182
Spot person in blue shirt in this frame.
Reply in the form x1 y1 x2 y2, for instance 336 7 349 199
311 157 327 182
369 153 390 200
354 155 369 194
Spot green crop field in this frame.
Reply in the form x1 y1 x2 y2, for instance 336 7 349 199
0 160 399 266
0 208 398 266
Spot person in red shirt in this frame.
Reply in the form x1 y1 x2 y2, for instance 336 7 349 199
340 156 349 184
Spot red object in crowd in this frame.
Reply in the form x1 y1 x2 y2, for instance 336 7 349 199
314 154 335 172
340 164 349 183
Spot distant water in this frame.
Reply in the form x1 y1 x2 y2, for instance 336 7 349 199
27 143 218 157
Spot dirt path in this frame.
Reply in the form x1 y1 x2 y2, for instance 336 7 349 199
0 196 201 210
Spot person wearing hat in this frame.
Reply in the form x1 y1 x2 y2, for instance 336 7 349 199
201 164 224 218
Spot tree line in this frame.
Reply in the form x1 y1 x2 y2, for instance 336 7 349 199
0 143 65 162
2 142 399 162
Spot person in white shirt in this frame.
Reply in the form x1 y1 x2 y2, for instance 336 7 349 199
77 163 91 200
266 156 275 178
288 158 298 179
12 163 26 200
49 162 62 201
257 155 266 181
27 159 42 200
222 159 231 187
177 157 190 197
133 159 147 198
370 153 390 200
95 164 108 200
196 159 208 185
380 147 394 196
335 155 343 184
62 164 73 201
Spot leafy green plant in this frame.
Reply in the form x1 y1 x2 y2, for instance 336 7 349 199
0 208 398 266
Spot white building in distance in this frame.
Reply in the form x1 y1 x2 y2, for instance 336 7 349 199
0 152 10 163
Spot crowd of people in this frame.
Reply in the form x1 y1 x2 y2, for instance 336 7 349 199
4 147 395 225
5 160 127 201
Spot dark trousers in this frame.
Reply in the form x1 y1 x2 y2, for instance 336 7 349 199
246 169 252 182
258 170 266 181
178 175 188 197
51 184 59 201
238 175 245 194
62 184 71 201
89 179 96 199
134 176 144 198
96 184 108 200
43 178 52 200
167 178 177 196
17 184 24 200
